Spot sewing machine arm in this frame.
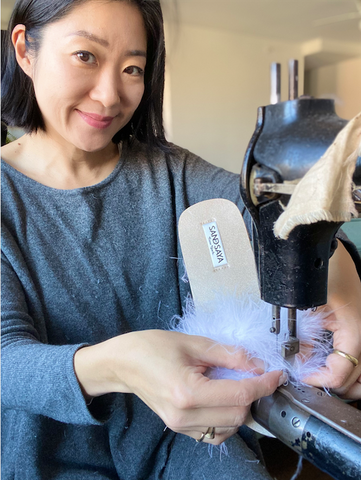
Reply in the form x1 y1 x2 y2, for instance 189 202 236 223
240 94 361 479
252 384 361 479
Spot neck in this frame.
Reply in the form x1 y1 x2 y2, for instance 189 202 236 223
4 131 121 190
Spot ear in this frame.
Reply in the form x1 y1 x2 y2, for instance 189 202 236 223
12 24 34 78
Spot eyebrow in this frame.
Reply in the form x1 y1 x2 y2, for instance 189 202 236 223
69 30 109 47
69 30 147 57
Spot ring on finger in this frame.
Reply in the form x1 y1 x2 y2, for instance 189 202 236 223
205 427 215 439
196 427 215 443
333 349 359 367
196 431 206 443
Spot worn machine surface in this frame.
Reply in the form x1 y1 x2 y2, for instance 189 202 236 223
240 61 361 479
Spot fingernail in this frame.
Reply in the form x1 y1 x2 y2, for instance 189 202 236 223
278 371 288 387
251 357 265 372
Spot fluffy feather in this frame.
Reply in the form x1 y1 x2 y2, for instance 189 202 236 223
171 293 333 385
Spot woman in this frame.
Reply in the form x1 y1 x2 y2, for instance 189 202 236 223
2 1 361 479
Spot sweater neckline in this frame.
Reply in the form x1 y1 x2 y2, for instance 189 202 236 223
1 143 126 195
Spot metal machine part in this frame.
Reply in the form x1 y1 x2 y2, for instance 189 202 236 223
288 59 298 101
255 182 361 197
271 305 281 335
240 60 353 360
282 308 299 359
252 384 361 480
270 63 281 105
242 60 361 478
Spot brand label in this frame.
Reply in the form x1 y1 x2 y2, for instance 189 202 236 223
202 221 228 268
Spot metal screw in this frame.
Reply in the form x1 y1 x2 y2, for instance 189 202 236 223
291 417 301 428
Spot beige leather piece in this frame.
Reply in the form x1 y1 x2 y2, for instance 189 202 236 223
178 198 259 310
178 198 274 437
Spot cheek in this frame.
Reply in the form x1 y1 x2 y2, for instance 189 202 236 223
131 83 145 109
34 59 90 106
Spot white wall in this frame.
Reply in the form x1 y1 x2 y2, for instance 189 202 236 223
305 56 361 121
164 23 304 173
164 22 361 174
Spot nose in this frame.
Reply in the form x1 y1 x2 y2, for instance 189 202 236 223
89 69 121 109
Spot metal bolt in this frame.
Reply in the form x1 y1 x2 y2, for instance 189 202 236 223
291 417 301 428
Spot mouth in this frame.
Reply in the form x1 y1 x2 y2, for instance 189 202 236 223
76 110 116 130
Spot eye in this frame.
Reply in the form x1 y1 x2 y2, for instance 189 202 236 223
124 66 144 76
74 51 97 65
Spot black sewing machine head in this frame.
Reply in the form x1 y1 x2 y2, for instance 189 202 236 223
240 60 360 359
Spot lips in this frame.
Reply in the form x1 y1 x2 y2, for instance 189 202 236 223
76 110 115 129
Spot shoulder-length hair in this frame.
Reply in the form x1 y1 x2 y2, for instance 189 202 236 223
1 0 168 150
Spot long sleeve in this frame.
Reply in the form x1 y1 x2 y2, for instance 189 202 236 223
1 230 109 425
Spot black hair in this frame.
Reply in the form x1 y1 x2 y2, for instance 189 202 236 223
1 0 168 150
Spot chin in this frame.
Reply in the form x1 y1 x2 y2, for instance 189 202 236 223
72 136 116 153
81 143 113 153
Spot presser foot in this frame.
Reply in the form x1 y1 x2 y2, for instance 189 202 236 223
281 337 300 359
271 305 300 366
281 337 300 368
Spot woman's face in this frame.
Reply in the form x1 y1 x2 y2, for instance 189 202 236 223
28 0 147 152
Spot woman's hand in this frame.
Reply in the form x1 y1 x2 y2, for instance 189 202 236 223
305 241 361 399
74 330 285 444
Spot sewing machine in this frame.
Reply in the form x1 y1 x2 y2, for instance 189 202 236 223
240 61 361 479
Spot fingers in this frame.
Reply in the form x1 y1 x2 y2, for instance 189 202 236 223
305 310 361 390
119 331 285 445
305 353 361 392
188 335 265 374
164 404 251 432
330 360 361 396
178 427 239 445
319 241 361 392
340 374 361 400
155 370 284 444
189 370 285 409
168 373 285 445
159 370 284 433
307 365 361 399
306 300 361 391
324 315 361 363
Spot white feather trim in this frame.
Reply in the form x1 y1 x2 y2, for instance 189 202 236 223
171 293 333 385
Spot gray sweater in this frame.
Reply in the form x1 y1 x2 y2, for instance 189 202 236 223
2 141 360 480
1 141 256 480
